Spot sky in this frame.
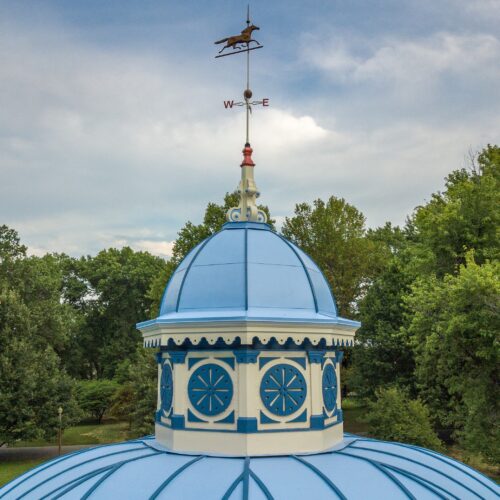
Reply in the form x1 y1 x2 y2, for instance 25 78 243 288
1 0 499 258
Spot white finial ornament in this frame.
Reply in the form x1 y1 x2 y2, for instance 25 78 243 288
226 143 267 223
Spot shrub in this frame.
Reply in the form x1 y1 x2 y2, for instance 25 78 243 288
77 380 119 424
364 386 443 451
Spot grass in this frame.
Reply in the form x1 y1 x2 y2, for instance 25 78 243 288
1 421 132 488
446 446 500 483
342 397 370 435
0 459 47 488
13 420 130 447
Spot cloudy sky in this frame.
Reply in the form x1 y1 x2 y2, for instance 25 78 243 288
1 0 499 258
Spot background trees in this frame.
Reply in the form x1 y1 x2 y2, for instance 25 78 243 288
406 256 499 462
0 231 81 445
350 145 499 459
66 248 166 379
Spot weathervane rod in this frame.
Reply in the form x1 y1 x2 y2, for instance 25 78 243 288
246 5 251 144
215 6 269 223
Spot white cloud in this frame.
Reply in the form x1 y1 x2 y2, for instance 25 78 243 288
124 240 174 259
302 33 500 86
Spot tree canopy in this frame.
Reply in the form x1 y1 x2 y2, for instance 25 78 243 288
350 145 500 462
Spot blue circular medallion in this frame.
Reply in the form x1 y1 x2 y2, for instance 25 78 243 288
322 363 337 412
188 363 233 416
260 364 307 417
160 363 173 413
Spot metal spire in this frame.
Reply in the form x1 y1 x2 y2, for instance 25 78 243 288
214 6 269 223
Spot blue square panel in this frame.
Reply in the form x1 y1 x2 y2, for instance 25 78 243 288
248 263 315 310
178 263 245 310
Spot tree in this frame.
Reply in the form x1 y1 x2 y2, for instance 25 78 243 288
0 227 81 444
0 224 27 282
67 248 167 379
77 379 119 424
351 145 500 403
405 255 499 462
363 387 443 451
409 144 499 277
111 348 157 436
0 287 81 445
281 197 386 317
351 259 416 397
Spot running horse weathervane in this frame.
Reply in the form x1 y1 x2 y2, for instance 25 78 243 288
215 6 269 223
215 23 261 56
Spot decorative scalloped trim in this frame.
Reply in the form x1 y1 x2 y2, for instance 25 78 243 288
143 333 354 348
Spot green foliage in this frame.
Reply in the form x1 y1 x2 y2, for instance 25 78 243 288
405 255 499 462
409 144 499 277
0 229 81 446
351 258 416 397
281 196 387 316
0 224 27 275
350 146 499 462
65 247 166 378
363 387 443 451
111 348 157 436
0 290 81 446
77 379 119 424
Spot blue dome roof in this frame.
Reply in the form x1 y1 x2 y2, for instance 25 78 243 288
148 222 358 327
2 435 497 499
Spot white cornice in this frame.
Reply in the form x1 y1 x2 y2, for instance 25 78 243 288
140 321 357 347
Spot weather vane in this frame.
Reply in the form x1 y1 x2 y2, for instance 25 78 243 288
215 6 269 223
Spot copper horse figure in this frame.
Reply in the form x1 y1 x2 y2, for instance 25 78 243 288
215 25 261 54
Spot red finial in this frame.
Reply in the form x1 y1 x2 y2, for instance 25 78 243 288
241 142 255 167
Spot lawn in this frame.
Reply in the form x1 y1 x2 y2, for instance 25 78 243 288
342 398 370 436
0 459 47 488
13 420 130 447
1 421 132 488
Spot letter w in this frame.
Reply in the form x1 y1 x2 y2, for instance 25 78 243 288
224 100 234 109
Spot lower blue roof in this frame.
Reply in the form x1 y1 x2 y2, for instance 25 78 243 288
1 435 497 499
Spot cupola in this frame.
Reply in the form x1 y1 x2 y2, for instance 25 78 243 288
136 144 359 456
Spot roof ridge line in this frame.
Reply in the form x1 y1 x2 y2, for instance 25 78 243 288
275 233 319 313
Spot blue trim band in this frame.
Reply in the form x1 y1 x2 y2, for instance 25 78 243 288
234 350 259 363
169 351 187 364
308 350 326 363
156 418 342 434
310 415 325 429
237 417 258 433
171 414 185 429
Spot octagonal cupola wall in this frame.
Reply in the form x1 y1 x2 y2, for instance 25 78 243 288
137 147 359 457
